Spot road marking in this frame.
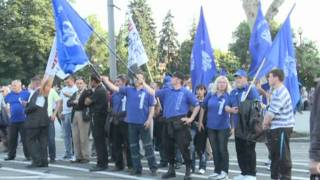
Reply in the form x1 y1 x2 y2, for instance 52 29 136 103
0 167 70 178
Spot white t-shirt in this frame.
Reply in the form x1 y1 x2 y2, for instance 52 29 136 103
60 85 78 115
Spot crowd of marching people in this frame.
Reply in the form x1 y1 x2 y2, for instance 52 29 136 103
0 68 318 180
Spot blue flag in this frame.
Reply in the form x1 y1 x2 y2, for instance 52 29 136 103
248 1 272 78
191 7 217 92
52 0 93 74
263 8 300 108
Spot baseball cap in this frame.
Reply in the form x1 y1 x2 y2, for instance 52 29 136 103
234 69 247 77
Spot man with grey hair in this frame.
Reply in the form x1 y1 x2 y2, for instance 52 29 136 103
4 80 30 161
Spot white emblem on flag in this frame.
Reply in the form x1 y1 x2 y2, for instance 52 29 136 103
201 51 212 72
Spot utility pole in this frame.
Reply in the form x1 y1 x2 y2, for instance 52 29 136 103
108 0 117 80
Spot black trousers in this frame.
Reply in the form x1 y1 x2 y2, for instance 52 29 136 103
8 122 29 159
163 117 192 167
267 128 293 180
25 126 48 166
92 113 108 168
111 120 132 169
235 137 256 176
208 129 229 174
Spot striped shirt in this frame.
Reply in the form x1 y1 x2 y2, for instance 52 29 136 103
267 85 295 129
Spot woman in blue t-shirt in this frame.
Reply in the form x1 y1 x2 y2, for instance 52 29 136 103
199 75 232 180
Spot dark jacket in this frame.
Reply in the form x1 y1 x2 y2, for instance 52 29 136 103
236 100 264 142
89 84 108 115
24 90 50 128
67 89 91 121
310 82 320 161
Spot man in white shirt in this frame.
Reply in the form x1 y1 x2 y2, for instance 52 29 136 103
60 76 77 159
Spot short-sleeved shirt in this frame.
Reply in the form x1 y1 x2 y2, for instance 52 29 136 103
111 91 126 113
119 87 155 124
267 85 295 129
156 87 199 119
203 92 230 130
5 90 30 123
48 89 61 116
60 85 78 114
227 84 261 126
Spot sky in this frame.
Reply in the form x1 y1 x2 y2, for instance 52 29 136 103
73 0 319 51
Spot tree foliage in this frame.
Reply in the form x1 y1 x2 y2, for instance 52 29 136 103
158 10 180 75
179 21 196 75
296 40 320 89
0 0 55 84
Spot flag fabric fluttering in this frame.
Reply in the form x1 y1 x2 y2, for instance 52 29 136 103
190 7 217 92
261 6 300 108
52 0 93 74
44 36 88 80
127 15 149 69
248 0 272 78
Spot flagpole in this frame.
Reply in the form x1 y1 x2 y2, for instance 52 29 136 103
243 57 266 101
145 64 154 83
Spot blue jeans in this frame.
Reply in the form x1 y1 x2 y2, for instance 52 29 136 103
62 113 73 158
191 129 207 171
48 121 56 160
128 123 157 172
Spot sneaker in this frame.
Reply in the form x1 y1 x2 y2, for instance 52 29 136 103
198 168 205 174
216 171 228 180
233 175 245 180
208 172 220 179
244 175 256 180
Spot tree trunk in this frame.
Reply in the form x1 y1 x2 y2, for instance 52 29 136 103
241 0 285 29
265 0 285 22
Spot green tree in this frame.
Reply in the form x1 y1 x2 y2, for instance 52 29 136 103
116 26 129 75
0 0 55 84
179 20 196 75
128 0 159 81
296 40 320 89
158 10 180 75
214 49 241 79
228 20 280 68
228 21 251 67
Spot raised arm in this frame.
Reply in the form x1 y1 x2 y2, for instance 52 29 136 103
101 76 120 92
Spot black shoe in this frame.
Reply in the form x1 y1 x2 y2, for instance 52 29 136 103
162 164 176 179
39 163 48 168
89 166 107 172
4 157 14 161
49 159 56 163
129 170 142 176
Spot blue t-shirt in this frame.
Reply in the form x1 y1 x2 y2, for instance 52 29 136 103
119 87 156 124
111 92 126 113
5 90 30 123
203 92 230 130
227 84 261 127
156 87 199 119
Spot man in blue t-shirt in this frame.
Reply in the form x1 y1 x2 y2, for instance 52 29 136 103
102 72 158 176
225 69 261 180
144 71 200 180
4 80 30 161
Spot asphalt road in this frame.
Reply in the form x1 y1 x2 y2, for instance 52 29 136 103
0 139 310 180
